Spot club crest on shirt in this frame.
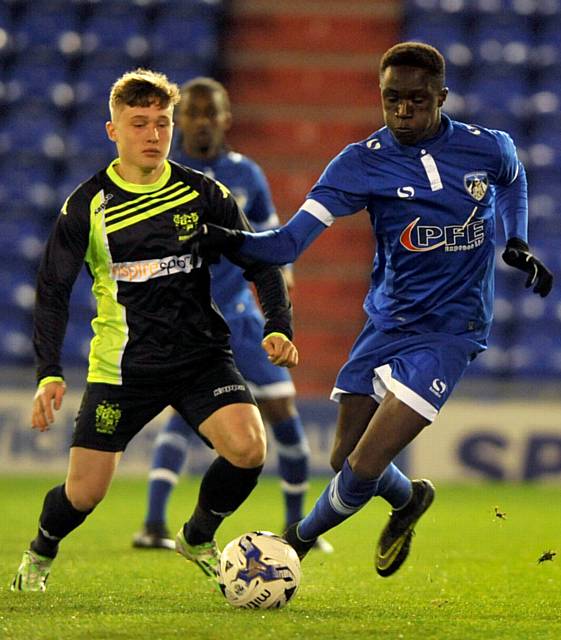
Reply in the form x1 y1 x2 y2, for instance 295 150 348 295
464 172 488 201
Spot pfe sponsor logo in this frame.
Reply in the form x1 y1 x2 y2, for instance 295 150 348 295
399 208 484 253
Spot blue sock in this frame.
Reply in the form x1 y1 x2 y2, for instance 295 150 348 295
271 415 310 526
145 412 190 526
374 463 412 509
298 459 379 541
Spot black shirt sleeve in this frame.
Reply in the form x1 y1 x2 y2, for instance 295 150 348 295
33 188 91 382
202 177 294 340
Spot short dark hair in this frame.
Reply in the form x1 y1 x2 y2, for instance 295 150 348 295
180 76 231 111
380 42 445 87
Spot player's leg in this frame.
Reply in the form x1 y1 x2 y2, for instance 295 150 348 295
259 396 308 528
12 382 167 592
175 402 266 584
259 395 334 553
11 447 120 592
284 323 431 563
285 392 425 556
173 358 265 584
228 313 329 546
133 411 190 550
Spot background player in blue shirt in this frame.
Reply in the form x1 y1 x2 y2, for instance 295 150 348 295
188 43 553 577
132 77 332 554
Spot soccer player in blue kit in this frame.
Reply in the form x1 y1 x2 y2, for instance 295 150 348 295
133 77 332 553
187 42 553 577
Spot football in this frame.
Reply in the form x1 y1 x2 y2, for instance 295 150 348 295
218 531 301 609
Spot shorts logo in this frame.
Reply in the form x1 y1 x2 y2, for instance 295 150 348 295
464 172 488 201
213 384 246 397
95 401 121 435
397 186 415 199
429 378 447 398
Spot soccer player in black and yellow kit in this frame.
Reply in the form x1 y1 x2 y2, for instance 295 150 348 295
11 69 298 592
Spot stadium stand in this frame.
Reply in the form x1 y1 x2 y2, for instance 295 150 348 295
0 0 226 366
1 0 559 388
403 0 561 379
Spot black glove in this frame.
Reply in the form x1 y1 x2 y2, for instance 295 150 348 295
188 223 245 266
502 238 553 297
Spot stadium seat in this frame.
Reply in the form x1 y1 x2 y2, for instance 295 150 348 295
5 52 70 108
66 105 115 162
81 3 147 56
12 1 79 51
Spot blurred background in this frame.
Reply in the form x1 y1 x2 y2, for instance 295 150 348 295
0 0 560 482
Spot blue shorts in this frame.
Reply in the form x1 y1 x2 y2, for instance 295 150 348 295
331 318 485 422
226 310 295 400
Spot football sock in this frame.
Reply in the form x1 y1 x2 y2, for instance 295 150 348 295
298 459 378 541
374 462 413 509
30 484 92 559
271 415 310 526
145 412 190 527
184 457 263 545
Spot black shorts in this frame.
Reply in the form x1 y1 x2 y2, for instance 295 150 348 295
71 355 256 452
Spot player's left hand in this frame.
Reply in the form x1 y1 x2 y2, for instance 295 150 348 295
502 238 553 297
262 333 299 368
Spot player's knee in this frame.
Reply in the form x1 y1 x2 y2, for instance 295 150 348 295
225 428 266 468
66 484 108 511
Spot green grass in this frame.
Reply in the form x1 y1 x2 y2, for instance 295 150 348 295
1 475 560 640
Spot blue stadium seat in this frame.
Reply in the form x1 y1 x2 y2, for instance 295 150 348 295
151 13 219 65
74 52 134 104
66 105 115 167
5 52 70 107
81 4 147 56
12 1 79 51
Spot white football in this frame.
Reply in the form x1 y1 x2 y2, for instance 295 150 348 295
218 531 301 609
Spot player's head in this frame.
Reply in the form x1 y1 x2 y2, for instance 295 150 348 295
379 42 448 146
176 77 232 159
106 69 181 177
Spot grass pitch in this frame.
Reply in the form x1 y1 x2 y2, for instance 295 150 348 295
1 475 560 640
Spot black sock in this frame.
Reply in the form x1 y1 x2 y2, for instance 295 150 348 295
30 484 93 559
184 457 263 545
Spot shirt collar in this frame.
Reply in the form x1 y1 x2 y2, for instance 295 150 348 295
380 113 454 157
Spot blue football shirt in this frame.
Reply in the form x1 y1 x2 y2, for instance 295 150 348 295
299 114 525 342
174 148 278 316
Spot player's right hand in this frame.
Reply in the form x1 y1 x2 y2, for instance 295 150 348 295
262 333 299 368
32 380 67 431
188 223 245 266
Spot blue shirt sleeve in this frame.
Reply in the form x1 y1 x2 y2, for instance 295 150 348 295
492 130 528 242
493 129 521 186
240 210 327 264
306 143 370 216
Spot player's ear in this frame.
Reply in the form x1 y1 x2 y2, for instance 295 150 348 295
106 121 118 143
224 110 233 132
438 87 448 107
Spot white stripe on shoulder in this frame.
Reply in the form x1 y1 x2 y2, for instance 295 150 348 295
509 161 519 184
301 198 336 227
